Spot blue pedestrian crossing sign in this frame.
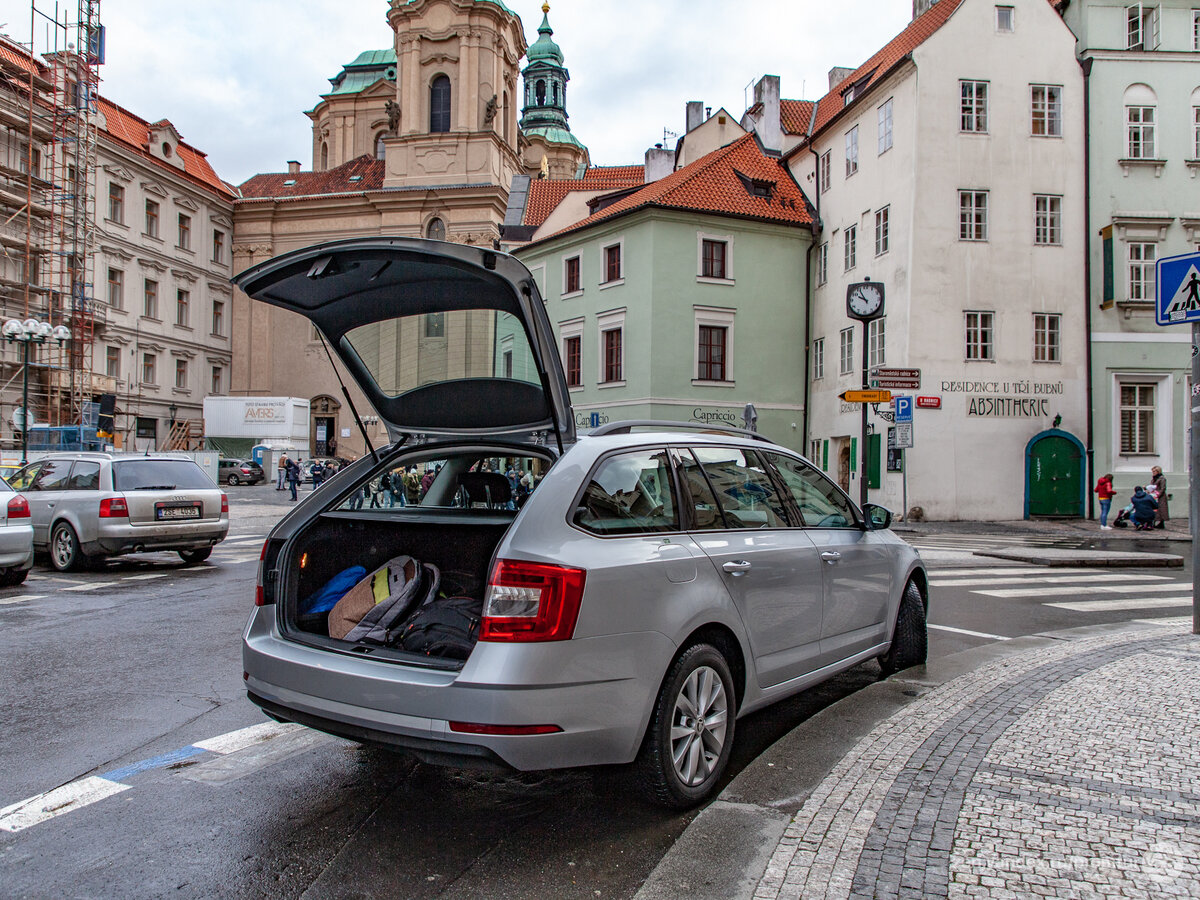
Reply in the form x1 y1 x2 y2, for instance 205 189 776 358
1156 251 1200 325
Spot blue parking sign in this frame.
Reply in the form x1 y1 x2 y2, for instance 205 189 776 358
1156 251 1200 326
894 395 913 423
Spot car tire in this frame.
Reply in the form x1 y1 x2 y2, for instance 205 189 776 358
49 521 87 572
635 643 736 809
226 473 240 486
0 567 28 586
878 580 928 678
179 548 212 565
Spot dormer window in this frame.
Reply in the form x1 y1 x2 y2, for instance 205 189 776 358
734 170 775 199
843 88 855 106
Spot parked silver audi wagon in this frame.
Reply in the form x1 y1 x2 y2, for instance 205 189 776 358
235 239 928 806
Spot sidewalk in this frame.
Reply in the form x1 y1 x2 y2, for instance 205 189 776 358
635 619 1200 900
893 516 1191 542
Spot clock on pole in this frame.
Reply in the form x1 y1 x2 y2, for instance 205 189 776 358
846 280 885 320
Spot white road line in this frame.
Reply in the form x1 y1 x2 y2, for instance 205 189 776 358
191 721 303 755
121 573 168 581
975 582 1193 599
61 582 119 592
930 574 1171 587
928 567 1115 577
0 594 43 605
222 535 267 544
928 623 1012 641
1047 597 1194 612
0 777 130 833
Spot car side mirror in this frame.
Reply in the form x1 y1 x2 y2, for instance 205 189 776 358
863 503 893 530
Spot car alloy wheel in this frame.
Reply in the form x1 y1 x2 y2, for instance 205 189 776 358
227 473 240 485
670 663 729 787
50 522 83 572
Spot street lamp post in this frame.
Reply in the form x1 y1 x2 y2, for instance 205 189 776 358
167 402 178 450
3 318 72 464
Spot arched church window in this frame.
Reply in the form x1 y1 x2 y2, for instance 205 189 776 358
320 142 328 170
426 217 446 241
430 75 451 133
536 79 546 106
552 82 559 106
375 132 387 160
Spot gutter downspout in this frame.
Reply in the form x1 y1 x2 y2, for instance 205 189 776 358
803 109 822 456
1081 56 1095 520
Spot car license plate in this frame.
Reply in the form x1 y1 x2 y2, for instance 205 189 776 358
157 505 200 520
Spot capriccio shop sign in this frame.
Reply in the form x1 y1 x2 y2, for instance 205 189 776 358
573 407 743 428
940 379 1064 418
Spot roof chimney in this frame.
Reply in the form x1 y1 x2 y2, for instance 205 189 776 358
913 0 938 19
287 160 300 175
828 67 855 91
685 101 705 134
645 145 674 183
753 75 782 153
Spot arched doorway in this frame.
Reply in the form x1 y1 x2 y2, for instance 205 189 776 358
1025 428 1085 518
837 441 851 493
311 394 341 458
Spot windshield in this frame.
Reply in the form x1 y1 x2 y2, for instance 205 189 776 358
112 460 215 492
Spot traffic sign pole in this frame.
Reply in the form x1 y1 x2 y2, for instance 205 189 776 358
1193 322 1199 634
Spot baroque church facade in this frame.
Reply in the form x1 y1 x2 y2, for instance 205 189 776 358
230 0 587 458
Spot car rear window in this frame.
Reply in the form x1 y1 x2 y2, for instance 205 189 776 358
573 449 679 535
112 460 215 492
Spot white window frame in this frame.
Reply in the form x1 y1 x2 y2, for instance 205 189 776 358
175 357 189 390
559 316 584 391
561 254 583 298
819 151 831 194
817 243 828 285
875 206 890 256
960 80 989 133
839 327 855 376
996 5 1015 32
1126 3 1160 50
599 237 625 289
959 190 989 242
1034 195 1062 246
596 307 626 387
1112 373 1171 471
965 310 995 361
693 305 735 385
1193 104 1200 158
1194 9 1200 51
867 317 886 369
1033 313 1061 363
141 352 156 386
878 99 893 155
844 224 857 271
1127 242 1156 300
1126 105 1156 158
845 126 859 177
1031 85 1063 138
696 231 735 285
812 337 824 380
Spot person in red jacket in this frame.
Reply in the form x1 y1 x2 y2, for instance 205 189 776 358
1095 473 1115 529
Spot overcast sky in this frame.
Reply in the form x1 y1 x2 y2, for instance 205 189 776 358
17 0 913 186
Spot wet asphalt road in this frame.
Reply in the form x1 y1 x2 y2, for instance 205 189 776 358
0 485 1191 898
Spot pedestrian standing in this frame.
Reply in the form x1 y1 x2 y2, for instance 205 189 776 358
1094 473 1115 530
277 455 288 490
1150 465 1168 529
311 460 325 490
286 457 300 501
405 465 421 505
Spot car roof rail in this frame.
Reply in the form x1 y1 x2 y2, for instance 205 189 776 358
586 419 774 443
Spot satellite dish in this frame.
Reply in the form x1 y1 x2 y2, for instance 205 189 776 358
11 407 32 429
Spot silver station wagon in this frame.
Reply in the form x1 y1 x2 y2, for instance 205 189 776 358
235 239 928 806
8 452 228 571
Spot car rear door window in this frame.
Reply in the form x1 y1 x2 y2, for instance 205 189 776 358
574 449 678 535
687 447 790 529
67 461 101 490
31 460 72 492
768 453 857 528
8 463 41 491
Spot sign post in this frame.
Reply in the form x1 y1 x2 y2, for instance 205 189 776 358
1155 250 1200 634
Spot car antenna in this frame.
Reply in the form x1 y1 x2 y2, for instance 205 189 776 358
316 331 380 465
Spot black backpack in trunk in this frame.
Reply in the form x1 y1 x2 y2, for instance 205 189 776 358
397 595 483 659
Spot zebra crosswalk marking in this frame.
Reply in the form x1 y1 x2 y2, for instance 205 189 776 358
1047 597 1193 613
974 581 1193 599
930 573 1171 588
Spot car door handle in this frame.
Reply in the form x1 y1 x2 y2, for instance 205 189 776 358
46 502 54 509
722 560 752 575
820 551 842 564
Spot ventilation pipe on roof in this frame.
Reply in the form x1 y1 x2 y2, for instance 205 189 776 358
287 160 300 175
753 75 782 153
685 101 705 134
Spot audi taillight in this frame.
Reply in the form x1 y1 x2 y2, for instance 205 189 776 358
480 559 586 642
220 493 229 514
6 495 29 519
99 497 128 518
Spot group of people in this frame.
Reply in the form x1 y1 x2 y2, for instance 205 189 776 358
347 464 437 510
275 455 339 502
1094 466 1169 531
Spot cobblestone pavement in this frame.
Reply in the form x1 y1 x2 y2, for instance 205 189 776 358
754 620 1200 900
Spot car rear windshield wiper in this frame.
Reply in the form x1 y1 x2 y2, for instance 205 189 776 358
132 484 177 490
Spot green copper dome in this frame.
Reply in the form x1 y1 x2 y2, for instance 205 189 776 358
526 5 563 65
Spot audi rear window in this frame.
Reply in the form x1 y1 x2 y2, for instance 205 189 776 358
112 460 215 492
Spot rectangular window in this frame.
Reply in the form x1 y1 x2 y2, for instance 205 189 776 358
1120 383 1156 453
602 328 622 382
212 230 224 264
959 190 989 241
177 213 191 250
1126 3 1159 50
839 327 854 375
844 225 857 271
564 256 581 293
1128 242 1156 300
175 358 188 389
1031 85 1063 137
604 244 621 283
564 335 581 387
697 325 727 381
813 337 824 380
845 126 859 176
701 239 727 279
1126 106 1156 158
211 366 223 394
176 289 189 326
143 279 158 318
960 80 989 133
1194 9 1200 51
136 417 157 440
1193 105 1199 158
868 318 886 368
105 346 120 378
107 267 123 309
819 151 831 194
502 350 513 379
875 206 890 256
996 5 1015 31
1033 313 1061 362
145 199 159 238
1034 195 1062 246
212 299 225 335
817 244 828 285
878 99 893 154
142 352 156 385
107 183 124 223
965 311 995 360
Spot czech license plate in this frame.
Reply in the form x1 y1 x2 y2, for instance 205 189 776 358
157 505 200 520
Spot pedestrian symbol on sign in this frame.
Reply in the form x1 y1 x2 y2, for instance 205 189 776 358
1165 268 1200 319
1156 252 1200 325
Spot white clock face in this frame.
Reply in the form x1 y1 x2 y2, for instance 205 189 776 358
849 284 883 317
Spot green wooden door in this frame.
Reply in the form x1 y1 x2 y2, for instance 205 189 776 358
1028 436 1082 517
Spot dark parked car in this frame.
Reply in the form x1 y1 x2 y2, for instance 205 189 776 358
219 458 265 486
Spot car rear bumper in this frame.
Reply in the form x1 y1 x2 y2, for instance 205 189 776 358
91 517 229 555
242 605 675 771
0 524 33 569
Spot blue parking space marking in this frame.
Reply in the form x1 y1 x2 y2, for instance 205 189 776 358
99 746 208 783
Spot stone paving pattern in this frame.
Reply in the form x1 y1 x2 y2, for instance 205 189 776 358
753 621 1200 900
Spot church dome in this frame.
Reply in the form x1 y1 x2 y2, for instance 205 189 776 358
526 4 564 65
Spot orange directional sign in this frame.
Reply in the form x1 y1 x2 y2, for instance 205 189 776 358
840 389 892 403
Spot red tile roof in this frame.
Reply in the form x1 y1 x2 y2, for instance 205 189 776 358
780 99 817 136
523 165 645 226
97 97 235 200
237 155 385 201
529 134 812 246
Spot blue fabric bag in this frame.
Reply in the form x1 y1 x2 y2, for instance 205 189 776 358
301 566 367 615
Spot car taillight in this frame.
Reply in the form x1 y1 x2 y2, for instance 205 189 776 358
240 468 251 475
221 493 229 514
99 497 128 518
255 539 269 606
480 559 586 642
255 538 284 607
6 495 29 519
448 722 562 736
